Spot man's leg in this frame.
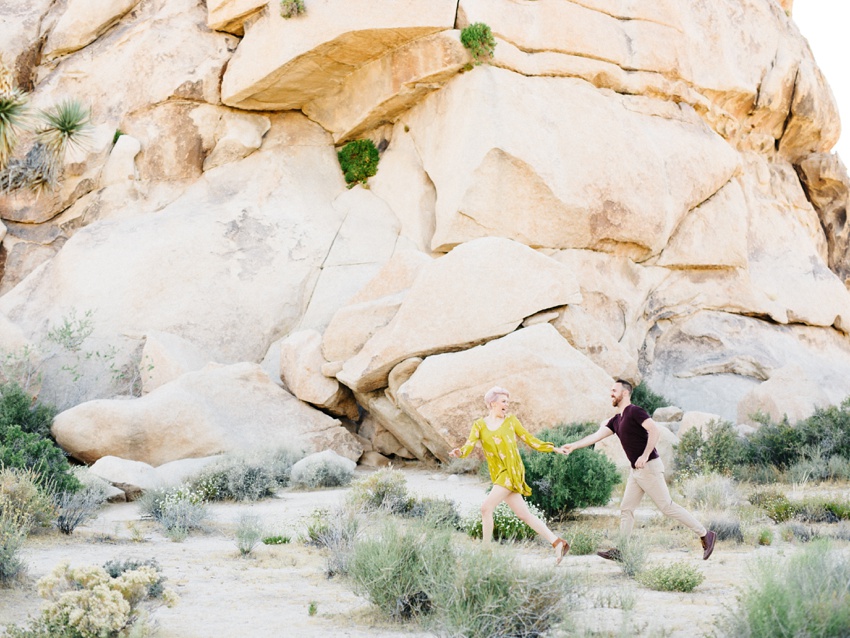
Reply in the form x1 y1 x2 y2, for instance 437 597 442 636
639 459 707 536
618 468 646 538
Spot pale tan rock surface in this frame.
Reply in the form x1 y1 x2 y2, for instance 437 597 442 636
203 111 271 171
358 413 413 459
354 390 439 462
206 0 265 35
52 363 362 466
140 331 213 394
404 67 739 256
395 324 614 461
100 134 141 187
43 0 141 60
677 412 725 438
0 0 53 82
337 237 582 393
737 365 831 427
279 329 358 420
221 0 458 110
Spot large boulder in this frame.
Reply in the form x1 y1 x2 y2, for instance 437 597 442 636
737 365 831 427
395 323 614 461
403 66 740 256
52 362 363 466
139 331 213 394
337 237 582 393
43 0 141 60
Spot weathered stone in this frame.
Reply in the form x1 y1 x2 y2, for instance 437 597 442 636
0 241 60 296
279 329 359 420
43 0 140 60
358 413 412 459
653 406 684 423
677 411 725 438
386 358 422 406
89 456 158 492
206 0 265 35
403 66 739 256
52 362 362 466
203 112 271 171
221 0 458 110
140 330 212 394
338 238 581 393
100 135 141 187
396 324 614 462
354 390 439 462
737 365 830 427
359 450 392 468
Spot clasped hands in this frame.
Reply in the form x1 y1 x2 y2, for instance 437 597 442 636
554 444 574 456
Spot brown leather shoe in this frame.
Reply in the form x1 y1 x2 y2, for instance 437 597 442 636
700 530 717 560
596 548 622 562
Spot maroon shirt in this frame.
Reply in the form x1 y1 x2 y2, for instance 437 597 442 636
604 404 659 469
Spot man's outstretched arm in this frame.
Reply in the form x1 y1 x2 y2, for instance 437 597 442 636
560 426 614 453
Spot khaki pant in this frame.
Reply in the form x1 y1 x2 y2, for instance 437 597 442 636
620 458 706 537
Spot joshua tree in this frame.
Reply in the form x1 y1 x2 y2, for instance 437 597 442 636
0 57 91 195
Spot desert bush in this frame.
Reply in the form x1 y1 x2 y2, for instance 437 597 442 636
0 424 80 494
707 515 744 543
348 468 412 514
404 497 461 530
191 448 302 502
830 522 850 542
749 489 795 523
442 457 480 475
103 558 166 599
591 586 636 611
463 501 542 542
719 540 850 638
0 467 55 532
0 508 27 586
138 486 207 541
522 423 620 518
262 534 290 545
630 382 671 416
788 449 850 484
55 483 107 534
796 399 850 459
675 420 744 475
794 499 850 524
234 513 264 557
743 417 802 469
637 561 704 592
782 522 819 543
565 524 603 556
4 561 177 638
337 139 379 187
732 462 784 485
679 473 740 510
612 534 648 578
757 527 773 546
460 23 496 64
303 505 364 576
279 0 305 18
289 453 353 489
0 384 55 439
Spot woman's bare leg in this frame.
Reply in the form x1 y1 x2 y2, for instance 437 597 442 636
504 491 558 545
481 485 512 543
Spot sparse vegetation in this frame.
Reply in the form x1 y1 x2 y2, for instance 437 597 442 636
675 420 744 475
348 468 412 514
463 501 542 542
289 453 353 489
522 423 620 518
0 467 55 533
637 561 704 592
630 382 671 416
191 448 303 502
749 489 795 523
337 139 380 188
54 484 106 535
0 508 27 586
137 486 208 541
565 524 603 556
460 23 497 64
612 534 648 578
280 0 306 19
234 513 264 557
706 514 744 543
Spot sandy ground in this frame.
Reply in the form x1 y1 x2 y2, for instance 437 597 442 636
1 467 847 637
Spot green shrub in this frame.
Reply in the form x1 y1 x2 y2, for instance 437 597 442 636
521 423 620 518
757 528 773 546
4 561 177 638
630 382 671 416
280 0 305 18
54 484 106 534
0 508 27 586
794 499 850 524
290 454 353 489
0 384 55 439
732 462 784 484
788 450 850 483
613 534 648 578
675 420 744 475
234 513 264 557
565 524 603 556
797 399 850 459
348 468 412 514
637 561 704 592
720 541 850 638
337 139 379 187
102 557 166 599
460 23 496 64
463 501 542 542
749 489 795 523
743 417 802 469
137 486 208 541
0 424 79 494
0 467 55 532
263 534 291 545
404 497 461 530
191 448 302 501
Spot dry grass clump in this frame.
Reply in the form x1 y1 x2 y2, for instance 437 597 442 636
679 473 740 510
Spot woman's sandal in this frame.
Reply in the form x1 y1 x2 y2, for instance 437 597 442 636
552 537 570 565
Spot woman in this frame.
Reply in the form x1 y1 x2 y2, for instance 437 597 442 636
450 386 570 563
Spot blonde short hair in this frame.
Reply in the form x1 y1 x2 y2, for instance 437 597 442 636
484 386 510 408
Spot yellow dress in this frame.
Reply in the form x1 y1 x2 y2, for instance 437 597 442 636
457 414 554 497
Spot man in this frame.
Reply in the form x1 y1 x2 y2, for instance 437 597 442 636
560 379 716 561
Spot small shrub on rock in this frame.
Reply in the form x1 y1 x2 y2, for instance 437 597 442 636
280 0 305 19
337 139 379 188
460 23 496 64
463 501 542 542
521 423 620 518
290 450 354 489
637 561 704 592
